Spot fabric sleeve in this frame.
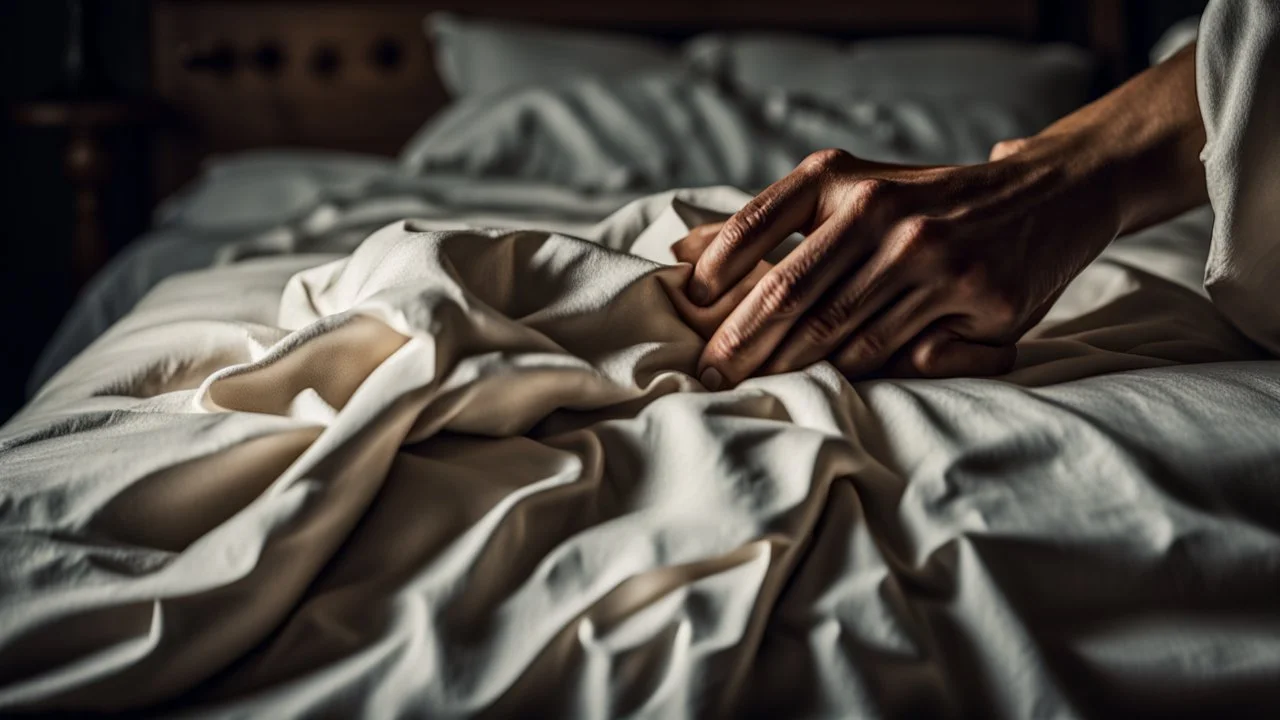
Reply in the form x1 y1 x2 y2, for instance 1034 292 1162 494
1197 0 1280 354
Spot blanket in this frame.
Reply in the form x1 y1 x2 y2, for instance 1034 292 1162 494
2 187 1280 718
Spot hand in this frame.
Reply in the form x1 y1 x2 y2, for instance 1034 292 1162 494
672 220 1020 384
682 142 1124 389
683 42 1211 390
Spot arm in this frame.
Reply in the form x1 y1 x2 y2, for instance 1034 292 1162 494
1031 44 1205 236
682 45 1207 389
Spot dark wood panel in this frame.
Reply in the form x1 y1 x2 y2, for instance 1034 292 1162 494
152 1 444 193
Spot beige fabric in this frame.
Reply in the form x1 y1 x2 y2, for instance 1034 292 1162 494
3 183 1280 717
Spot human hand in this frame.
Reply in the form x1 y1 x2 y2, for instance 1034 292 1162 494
672 220 1021 384
680 143 1122 389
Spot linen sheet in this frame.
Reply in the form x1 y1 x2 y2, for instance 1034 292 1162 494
3 186 1279 718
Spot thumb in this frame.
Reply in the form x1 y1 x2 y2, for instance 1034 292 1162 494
888 327 1017 378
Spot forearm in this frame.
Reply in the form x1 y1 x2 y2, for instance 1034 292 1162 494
1020 45 1207 237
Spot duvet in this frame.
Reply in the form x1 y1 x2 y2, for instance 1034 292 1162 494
2 185 1279 718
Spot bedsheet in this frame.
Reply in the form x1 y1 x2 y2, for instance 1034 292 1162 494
3 188 1279 718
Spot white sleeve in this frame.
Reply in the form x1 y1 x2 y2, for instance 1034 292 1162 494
1197 0 1280 354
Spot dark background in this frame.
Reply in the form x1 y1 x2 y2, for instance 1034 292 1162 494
0 0 1208 424
1 0 150 422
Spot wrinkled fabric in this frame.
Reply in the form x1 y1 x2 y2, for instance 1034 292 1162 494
3 184 1279 717
399 73 1043 193
1199 0 1280 354
7 4 1280 713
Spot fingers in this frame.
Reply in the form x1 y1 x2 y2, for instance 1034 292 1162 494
687 166 821 306
820 287 945 378
670 257 774 341
697 212 872 388
759 248 916 375
753 205 949 376
670 222 724 264
670 222 772 340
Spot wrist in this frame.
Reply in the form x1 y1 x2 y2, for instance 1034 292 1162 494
1020 46 1206 237
1008 130 1128 244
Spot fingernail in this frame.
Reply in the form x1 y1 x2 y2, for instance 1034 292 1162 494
688 283 709 306
700 367 723 391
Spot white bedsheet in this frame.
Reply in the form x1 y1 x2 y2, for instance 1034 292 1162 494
3 185 1279 717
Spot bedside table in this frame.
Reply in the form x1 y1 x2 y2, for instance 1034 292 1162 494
8 98 166 286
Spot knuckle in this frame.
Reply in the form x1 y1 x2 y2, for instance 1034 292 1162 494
803 291 861 345
801 310 847 347
849 176 890 204
887 216 949 265
801 147 852 173
716 216 752 253
846 177 899 211
903 216 948 248
721 194 777 247
756 269 806 318
704 330 743 368
850 332 888 361
990 138 1029 161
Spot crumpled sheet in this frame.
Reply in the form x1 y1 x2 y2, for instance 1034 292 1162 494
2 186 1280 718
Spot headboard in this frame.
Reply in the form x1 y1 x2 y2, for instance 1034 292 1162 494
150 0 1128 196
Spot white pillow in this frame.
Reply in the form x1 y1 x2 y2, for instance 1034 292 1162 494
401 73 797 192
400 71 1057 192
687 33 1095 128
427 13 685 97
685 33 851 98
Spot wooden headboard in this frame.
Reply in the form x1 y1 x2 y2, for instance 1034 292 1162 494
150 0 1128 195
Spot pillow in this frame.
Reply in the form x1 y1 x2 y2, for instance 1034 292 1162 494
400 71 1059 192
400 73 798 192
687 33 1095 129
685 33 850 98
427 13 684 97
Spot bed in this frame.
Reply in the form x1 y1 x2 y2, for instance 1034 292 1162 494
6 1 1280 718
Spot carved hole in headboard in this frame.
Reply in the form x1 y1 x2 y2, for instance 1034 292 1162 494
179 40 236 78
251 42 285 77
308 43 342 81
370 37 404 74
